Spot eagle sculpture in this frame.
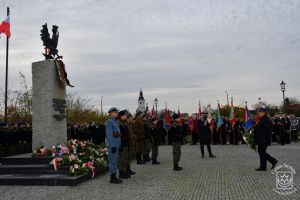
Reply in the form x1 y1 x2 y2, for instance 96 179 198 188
40 23 62 59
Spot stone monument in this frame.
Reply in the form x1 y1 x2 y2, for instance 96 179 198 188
32 59 67 149
32 23 73 149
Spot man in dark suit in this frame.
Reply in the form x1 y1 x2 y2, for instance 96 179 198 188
198 113 216 158
255 104 278 171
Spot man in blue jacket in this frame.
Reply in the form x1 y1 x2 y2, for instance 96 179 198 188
106 107 122 184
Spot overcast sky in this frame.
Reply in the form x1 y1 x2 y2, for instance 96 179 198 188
0 0 300 113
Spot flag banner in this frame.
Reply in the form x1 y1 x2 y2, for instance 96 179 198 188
244 104 253 131
163 109 171 130
217 102 222 128
207 103 212 123
230 98 237 127
0 15 11 38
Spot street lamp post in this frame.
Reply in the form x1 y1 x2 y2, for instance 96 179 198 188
280 80 286 112
100 96 103 115
154 98 158 115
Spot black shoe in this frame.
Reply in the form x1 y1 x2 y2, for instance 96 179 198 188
152 160 160 165
143 155 151 163
173 164 183 171
255 168 266 171
110 173 123 184
136 154 145 164
119 170 130 179
127 167 136 175
271 160 278 170
209 154 216 158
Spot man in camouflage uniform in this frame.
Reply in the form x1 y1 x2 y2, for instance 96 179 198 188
126 113 136 175
142 114 152 163
169 113 184 171
133 111 145 164
149 118 160 165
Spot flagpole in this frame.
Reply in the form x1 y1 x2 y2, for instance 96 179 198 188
4 7 10 124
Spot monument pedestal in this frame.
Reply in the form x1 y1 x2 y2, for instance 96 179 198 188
32 59 67 149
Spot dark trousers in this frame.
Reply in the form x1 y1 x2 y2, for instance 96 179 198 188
291 130 298 142
192 134 198 145
200 140 212 156
257 145 277 169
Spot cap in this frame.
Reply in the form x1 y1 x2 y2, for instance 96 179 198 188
173 113 180 120
142 113 149 118
108 107 119 113
258 103 268 113
151 118 157 123
118 110 128 117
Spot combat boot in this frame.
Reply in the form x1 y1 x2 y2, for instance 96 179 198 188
126 166 136 175
143 154 151 163
136 153 145 164
173 163 183 171
152 159 160 165
119 170 131 179
110 173 123 184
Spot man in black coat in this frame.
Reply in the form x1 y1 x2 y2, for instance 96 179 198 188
255 104 278 171
198 113 216 158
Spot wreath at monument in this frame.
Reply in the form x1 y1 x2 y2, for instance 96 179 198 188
49 139 108 178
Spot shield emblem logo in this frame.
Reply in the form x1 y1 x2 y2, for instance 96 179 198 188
276 171 293 190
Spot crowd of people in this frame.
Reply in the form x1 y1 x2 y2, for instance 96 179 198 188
0 122 32 157
104 105 299 184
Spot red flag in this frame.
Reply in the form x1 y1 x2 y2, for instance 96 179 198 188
178 107 182 125
151 104 155 117
0 15 10 38
198 101 201 119
163 109 171 130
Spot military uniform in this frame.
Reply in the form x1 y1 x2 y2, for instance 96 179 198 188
149 119 160 165
169 114 184 171
143 117 152 162
118 117 130 179
105 107 122 184
126 113 136 175
254 106 278 171
133 117 145 164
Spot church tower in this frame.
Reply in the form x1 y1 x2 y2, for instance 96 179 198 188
137 89 146 113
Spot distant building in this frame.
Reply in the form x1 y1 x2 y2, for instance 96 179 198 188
136 89 146 113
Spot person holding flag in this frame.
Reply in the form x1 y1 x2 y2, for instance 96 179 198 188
198 112 216 158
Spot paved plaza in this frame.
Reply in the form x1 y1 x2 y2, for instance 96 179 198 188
0 143 299 200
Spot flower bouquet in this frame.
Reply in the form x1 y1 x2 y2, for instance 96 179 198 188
32 146 52 157
50 139 107 178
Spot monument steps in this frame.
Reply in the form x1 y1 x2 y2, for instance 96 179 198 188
0 173 90 186
0 164 67 174
0 153 52 165
0 154 92 186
